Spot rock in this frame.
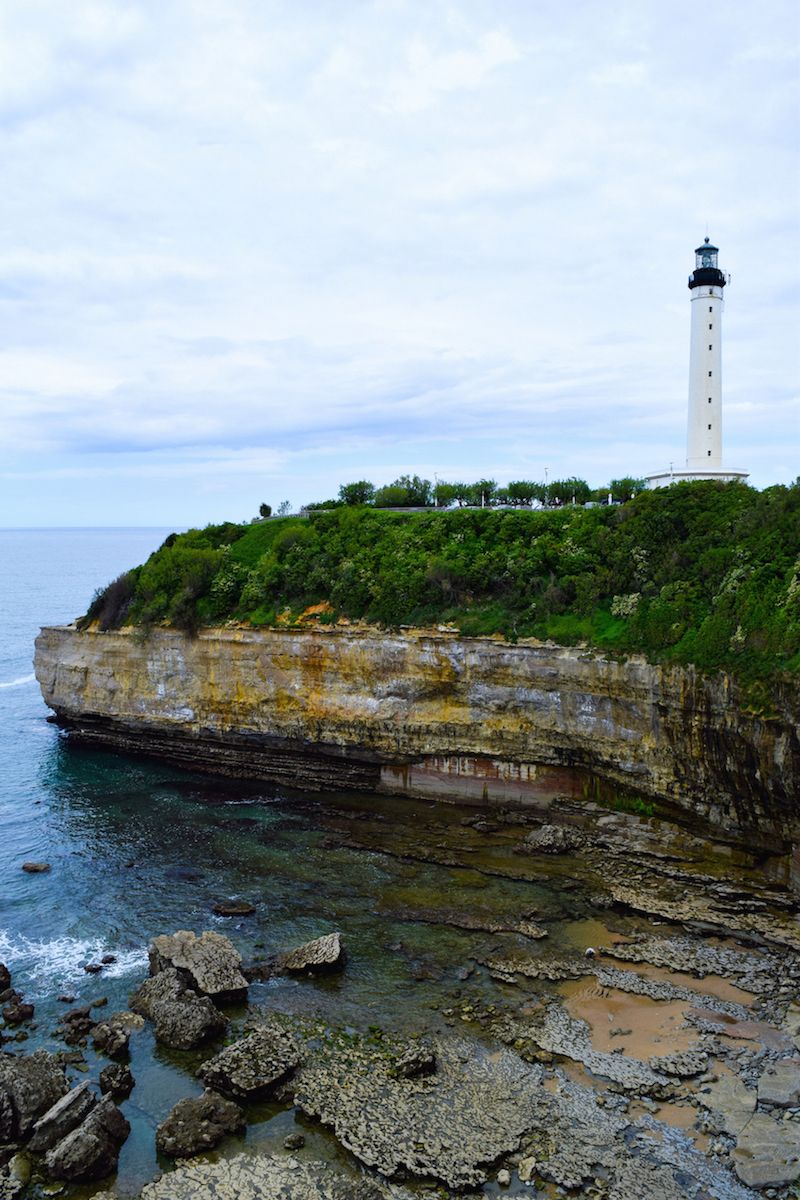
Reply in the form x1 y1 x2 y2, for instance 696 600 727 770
28 1082 97 1153
0 964 10 992
649 1050 709 1078
700 1072 757 1136
83 963 103 975
21 862 50 873
138 1152 410 1199
0 1050 68 1140
283 1132 305 1150
148 930 248 999
520 825 582 854
279 932 346 975
91 1020 130 1061
390 1041 436 1079
497 1168 511 1186
198 1026 301 1099
731 1111 800 1188
212 900 256 916
155 1089 245 1158
57 1005 95 1045
100 954 116 965
45 1095 130 1182
130 968 227 1050
2 997 34 1025
518 1155 538 1181
99 1062 134 1100
757 1059 800 1107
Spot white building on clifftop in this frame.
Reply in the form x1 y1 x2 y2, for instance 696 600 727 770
647 237 748 487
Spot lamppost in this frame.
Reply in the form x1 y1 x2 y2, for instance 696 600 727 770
544 466 549 508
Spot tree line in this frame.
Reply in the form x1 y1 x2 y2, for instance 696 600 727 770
300 474 648 512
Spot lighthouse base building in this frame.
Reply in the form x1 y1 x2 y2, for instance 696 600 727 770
647 238 748 489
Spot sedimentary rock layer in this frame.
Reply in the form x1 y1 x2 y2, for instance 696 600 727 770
34 625 799 852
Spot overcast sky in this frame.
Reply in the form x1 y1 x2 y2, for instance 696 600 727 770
1 0 797 526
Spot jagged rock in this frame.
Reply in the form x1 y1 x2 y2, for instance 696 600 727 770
390 1041 436 1078
757 1058 800 1107
294 1029 548 1189
138 1153 412 1199
155 1088 245 1158
731 1111 800 1188
45 1095 130 1181
130 967 227 1050
148 930 248 998
520 824 582 854
0 1152 31 1199
279 932 346 975
99 1062 134 1100
91 1019 130 1061
21 862 50 873
57 1003 96 1045
198 1026 301 1099
27 1081 97 1153
0 1050 68 1140
212 899 255 916
0 964 10 992
648 1050 709 1078
2 996 34 1025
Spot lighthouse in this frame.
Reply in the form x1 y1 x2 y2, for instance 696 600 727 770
647 237 748 487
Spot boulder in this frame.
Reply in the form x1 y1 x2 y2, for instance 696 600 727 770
757 1058 800 1107
57 1004 96 1045
99 1062 134 1100
2 996 34 1025
21 862 50 873
0 964 10 992
27 1082 97 1153
45 1095 130 1182
648 1050 708 1078
390 1040 436 1079
732 1111 800 1189
0 1050 68 1140
198 1027 301 1100
279 932 346 975
212 900 256 917
130 968 227 1050
520 825 582 854
148 930 248 999
155 1088 245 1158
91 1021 130 1061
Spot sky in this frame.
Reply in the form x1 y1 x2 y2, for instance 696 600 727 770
1 0 798 527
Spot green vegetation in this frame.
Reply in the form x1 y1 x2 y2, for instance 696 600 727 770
79 480 800 686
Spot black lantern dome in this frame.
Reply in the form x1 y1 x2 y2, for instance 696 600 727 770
689 236 726 289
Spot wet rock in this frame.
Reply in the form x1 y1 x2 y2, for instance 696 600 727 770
138 1152 411 1199
27 1082 97 1153
293 1029 548 1189
731 1111 800 1188
99 1062 134 1100
155 1089 245 1158
2 995 34 1025
0 964 10 992
279 931 346 975
91 1019 130 1061
212 899 256 917
698 1073 757 1136
520 824 583 854
148 930 248 999
100 954 116 965
390 1040 436 1079
283 1131 305 1150
649 1050 709 1078
198 1026 301 1099
57 1004 95 1045
45 1095 130 1182
130 967 227 1050
21 862 50 873
83 963 103 975
0 1050 68 1140
757 1059 800 1107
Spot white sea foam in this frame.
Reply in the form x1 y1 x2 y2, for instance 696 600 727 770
0 929 148 994
0 673 36 689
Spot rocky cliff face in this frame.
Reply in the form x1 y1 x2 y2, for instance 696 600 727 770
34 625 799 855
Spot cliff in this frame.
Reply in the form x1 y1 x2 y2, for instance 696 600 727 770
34 625 799 859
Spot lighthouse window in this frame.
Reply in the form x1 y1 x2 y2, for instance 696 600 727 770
708 424 712 430
709 344 712 350
709 306 713 312
709 323 713 330
708 397 712 403
708 451 712 457
708 371 712 377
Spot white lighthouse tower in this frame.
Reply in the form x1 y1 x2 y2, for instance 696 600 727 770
647 237 748 487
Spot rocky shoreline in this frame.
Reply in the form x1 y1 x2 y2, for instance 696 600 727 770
2 804 800 1200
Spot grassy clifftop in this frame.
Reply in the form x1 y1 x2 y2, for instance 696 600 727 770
82 480 799 689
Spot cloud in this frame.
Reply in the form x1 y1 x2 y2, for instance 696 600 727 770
0 0 797 526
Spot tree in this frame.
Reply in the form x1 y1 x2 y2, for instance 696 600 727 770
277 500 291 516
434 481 459 508
259 503 272 518
609 477 648 503
338 480 376 506
374 484 410 508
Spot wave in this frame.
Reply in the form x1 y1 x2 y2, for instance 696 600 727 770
0 929 148 994
0 673 36 689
